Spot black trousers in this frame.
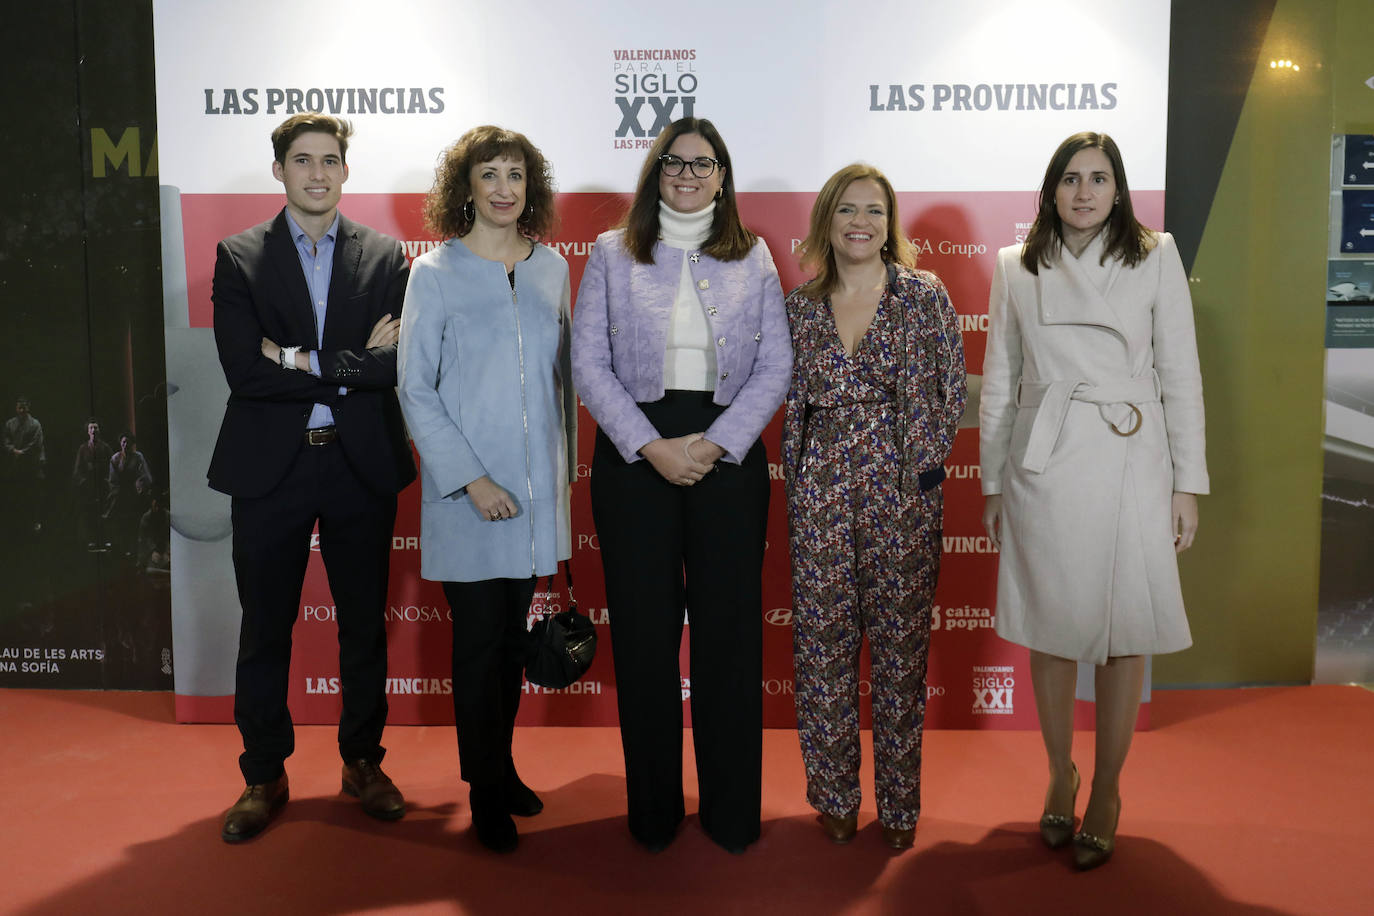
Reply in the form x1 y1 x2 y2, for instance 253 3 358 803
590 391 768 848
231 438 397 785
442 576 536 797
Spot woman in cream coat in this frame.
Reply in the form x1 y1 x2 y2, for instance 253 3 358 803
980 132 1207 870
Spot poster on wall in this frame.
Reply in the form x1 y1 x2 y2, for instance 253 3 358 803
1342 134 1374 187
1326 258 1374 347
1 2 172 692
1316 135 1374 683
1339 189 1374 253
153 0 1174 726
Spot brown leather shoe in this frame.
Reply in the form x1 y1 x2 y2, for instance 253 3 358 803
342 759 406 821
881 824 916 850
221 774 289 843
818 811 858 844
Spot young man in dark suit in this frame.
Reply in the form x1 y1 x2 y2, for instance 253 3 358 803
209 114 417 843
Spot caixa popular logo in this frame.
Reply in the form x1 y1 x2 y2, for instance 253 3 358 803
681 676 691 701
764 608 793 627
612 48 699 149
971 665 1015 715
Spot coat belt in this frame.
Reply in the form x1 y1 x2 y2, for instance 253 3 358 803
1015 371 1161 473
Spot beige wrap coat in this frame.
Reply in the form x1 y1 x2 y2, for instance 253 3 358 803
979 231 1208 664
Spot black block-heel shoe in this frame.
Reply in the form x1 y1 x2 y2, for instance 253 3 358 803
505 765 543 817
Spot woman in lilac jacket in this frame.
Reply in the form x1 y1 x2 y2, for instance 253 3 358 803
571 117 791 854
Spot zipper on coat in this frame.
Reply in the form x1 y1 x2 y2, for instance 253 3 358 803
511 281 537 577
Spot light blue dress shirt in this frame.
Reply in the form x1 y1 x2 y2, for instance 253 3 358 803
284 209 340 428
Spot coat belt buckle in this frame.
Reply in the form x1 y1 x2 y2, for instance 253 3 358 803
1108 405 1143 437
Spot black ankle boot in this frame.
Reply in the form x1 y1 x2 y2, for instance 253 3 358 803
470 785 518 853
505 761 543 817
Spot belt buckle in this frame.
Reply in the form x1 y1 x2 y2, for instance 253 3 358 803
1109 404 1143 437
306 427 336 446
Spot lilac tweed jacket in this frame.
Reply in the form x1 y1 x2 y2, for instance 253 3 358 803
571 228 792 464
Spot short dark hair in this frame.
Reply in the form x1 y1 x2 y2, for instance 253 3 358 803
422 125 558 241
1022 131 1150 275
796 163 916 300
271 114 353 165
619 117 756 264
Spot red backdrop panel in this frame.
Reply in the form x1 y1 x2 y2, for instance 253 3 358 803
174 188 1164 729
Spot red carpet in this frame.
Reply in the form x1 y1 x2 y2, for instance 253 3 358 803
1 686 1370 915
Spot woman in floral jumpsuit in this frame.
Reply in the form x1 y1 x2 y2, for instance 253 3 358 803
781 164 966 849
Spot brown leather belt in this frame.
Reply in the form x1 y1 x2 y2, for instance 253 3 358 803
305 426 338 446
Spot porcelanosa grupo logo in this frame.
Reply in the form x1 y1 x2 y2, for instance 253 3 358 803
971 665 1015 715
613 47 698 149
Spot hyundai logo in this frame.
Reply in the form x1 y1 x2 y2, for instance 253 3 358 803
764 608 793 626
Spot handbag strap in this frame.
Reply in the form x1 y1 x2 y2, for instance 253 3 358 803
541 559 576 611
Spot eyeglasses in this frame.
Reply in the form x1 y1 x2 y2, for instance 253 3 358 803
658 154 722 178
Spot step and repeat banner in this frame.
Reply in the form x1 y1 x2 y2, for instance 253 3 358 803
154 0 1171 728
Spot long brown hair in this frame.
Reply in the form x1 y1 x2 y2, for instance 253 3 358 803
422 125 558 241
618 117 756 264
1021 131 1151 275
795 163 916 300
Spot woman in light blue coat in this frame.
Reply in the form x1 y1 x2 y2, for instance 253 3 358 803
398 126 575 854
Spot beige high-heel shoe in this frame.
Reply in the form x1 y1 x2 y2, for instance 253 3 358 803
1038 763 1079 849
1073 796 1121 870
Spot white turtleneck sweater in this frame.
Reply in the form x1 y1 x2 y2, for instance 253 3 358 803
658 201 717 391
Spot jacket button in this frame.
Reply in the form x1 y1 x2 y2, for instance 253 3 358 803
707 306 718 316
698 279 710 290
754 332 762 342
717 336 726 347
720 371 730 380
609 324 619 335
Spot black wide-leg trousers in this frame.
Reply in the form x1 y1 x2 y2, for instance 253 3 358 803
590 391 768 849
442 576 537 801
231 439 397 785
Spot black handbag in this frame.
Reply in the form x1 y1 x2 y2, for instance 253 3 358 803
524 560 597 689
